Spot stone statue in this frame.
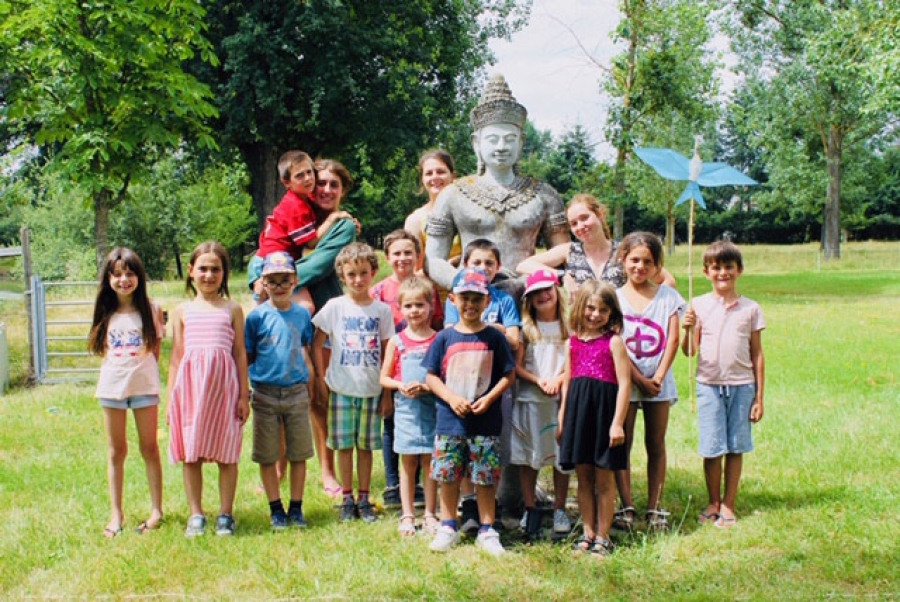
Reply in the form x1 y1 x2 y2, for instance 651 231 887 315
425 74 570 298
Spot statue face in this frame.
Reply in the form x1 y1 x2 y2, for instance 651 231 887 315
474 123 522 169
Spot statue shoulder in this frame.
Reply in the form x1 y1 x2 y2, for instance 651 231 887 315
531 179 565 210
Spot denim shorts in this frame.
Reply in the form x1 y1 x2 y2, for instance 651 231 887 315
697 383 756 457
99 394 159 410
430 435 501 486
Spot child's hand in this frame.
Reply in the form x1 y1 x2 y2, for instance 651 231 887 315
750 400 764 423
315 375 329 409
400 382 424 398
635 373 661 397
379 393 394 418
682 307 696 329
448 394 471 417
539 376 563 396
471 395 493 415
609 423 625 447
236 396 250 424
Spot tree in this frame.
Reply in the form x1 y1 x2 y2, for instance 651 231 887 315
197 0 529 228
727 1 898 259
0 0 219 273
599 0 718 239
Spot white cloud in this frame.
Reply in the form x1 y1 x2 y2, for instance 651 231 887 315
489 0 622 159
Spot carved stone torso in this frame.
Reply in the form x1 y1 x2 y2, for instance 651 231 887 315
425 174 568 291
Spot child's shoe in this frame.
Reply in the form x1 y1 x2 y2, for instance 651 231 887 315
475 527 505 556
287 508 308 528
215 514 236 536
460 498 479 535
553 508 572 534
524 508 543 541
270 511 288 531
382 486 401 509
358 501 377 523
429 525 461 552
646 509 671 532
184 514 206 538
339 501 358 522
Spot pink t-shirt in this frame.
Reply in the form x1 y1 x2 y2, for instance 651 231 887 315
692 293 765 385
369 276 444 332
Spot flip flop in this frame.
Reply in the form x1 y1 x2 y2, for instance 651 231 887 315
323 484 343 499
698 510 720 524
103 526 123 539
714 515 736 529
134 518 163 534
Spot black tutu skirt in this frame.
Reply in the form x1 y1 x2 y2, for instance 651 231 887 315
558 377 628 471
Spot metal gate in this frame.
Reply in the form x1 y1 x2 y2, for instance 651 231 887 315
30 276 100 384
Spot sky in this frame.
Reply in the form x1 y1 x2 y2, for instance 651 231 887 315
488 0 623 159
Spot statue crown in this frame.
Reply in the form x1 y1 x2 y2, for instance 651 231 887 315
470 74 527 131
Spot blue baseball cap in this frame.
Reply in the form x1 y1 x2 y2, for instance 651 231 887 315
261 251 296 276
452 268 490 295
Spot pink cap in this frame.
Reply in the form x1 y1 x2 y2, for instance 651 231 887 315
524 269 559 296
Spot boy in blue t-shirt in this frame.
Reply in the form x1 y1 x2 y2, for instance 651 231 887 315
245 252 315 530
423 268 516 556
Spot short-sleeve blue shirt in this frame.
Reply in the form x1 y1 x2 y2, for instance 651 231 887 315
444 285 522 328
245 302 313 387
421 326 516 437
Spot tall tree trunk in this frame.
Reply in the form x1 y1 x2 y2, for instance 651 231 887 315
665 200 675 256
822 125 843 260
613 147 627 240
240 141 281 231
94 189 111 276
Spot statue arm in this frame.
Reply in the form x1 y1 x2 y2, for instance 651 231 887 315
424 192 459 290
539 183 571 249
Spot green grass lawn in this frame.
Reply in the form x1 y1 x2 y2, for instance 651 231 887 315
1 242 899 599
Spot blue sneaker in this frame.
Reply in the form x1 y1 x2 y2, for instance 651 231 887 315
215 514 235 536
287 508 308 528
270 511 288 531
339 501 358 522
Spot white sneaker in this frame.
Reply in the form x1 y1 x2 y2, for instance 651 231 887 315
519 510 528 530
429 526 461 552
553 509 572 533
475 528 505 556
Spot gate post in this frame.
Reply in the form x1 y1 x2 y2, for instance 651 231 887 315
21 227 35 384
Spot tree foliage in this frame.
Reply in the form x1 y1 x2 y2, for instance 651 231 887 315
196 0 530 229
0 0 219 271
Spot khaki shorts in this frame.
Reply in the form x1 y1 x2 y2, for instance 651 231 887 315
251 382 314 465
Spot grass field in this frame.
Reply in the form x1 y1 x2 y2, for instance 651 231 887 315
1 242 899 599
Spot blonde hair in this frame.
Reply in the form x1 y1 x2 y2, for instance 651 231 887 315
568 193 611 240
335 242 378 277
397 276 435 306
521 285 568 343
568 280 623 337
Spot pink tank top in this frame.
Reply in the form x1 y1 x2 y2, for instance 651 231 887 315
569 332 617 385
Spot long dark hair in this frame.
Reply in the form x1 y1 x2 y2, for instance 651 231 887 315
88 248 158 356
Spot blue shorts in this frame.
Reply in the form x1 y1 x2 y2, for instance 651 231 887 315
430 435 501 486
99 394 159 410
697 383 756 457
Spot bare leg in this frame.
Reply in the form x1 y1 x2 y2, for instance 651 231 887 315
421 454 438 520
217 462 238 516
313 348 339 495
476 484 497 527
575 464 597 539
400 454 419 519
552 468 570 511
183 461 204 516
703 455 723 519
719 453 743 522
519 465 539 508
260 463 281 503
289 460 307 502
337 448 355 493
102 407 128 534
595 468 616 541
439 480 460 523
133 405 163 527
614 404 639 510
643 403 670 511
357 449 373 494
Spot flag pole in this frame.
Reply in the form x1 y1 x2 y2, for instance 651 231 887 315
688 197 696 412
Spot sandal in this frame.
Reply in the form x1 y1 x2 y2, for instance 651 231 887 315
714 515 736 529
422 513 440 536
103 526 123 539
571 535 593 553
612 506 635 532
135 516 164 534
398 514 416 536
646 509 671 532
698 509 719 525
590 537 614 557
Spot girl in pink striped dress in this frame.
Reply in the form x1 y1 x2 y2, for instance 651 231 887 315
168 241 250 537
